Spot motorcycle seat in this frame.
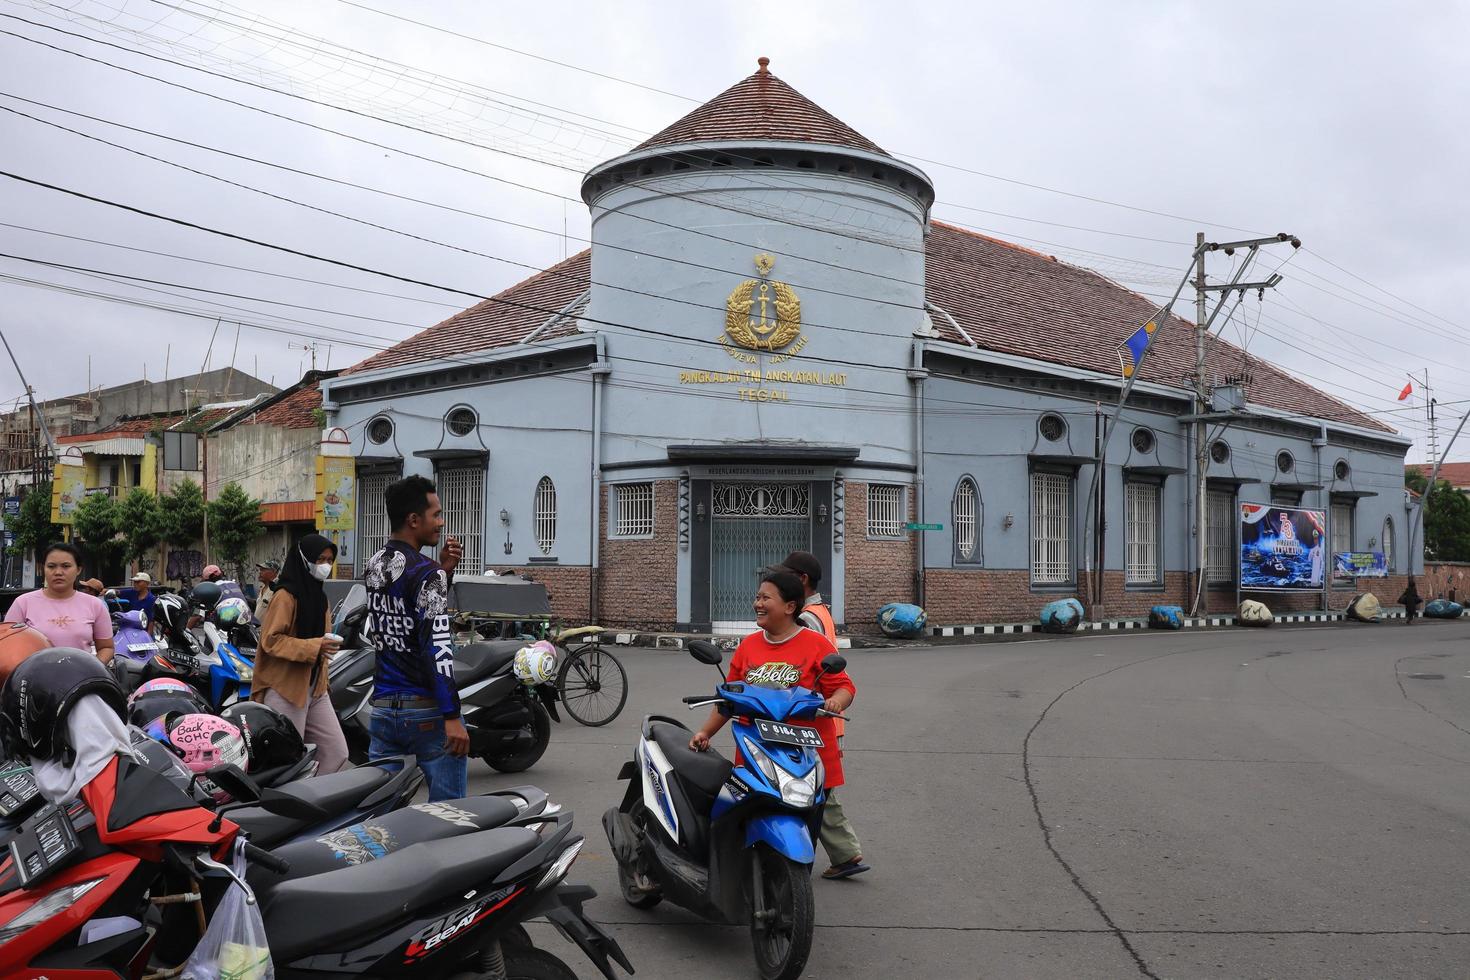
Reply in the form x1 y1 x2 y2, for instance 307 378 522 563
248 794 524 896
262 826 542 959
231 765 393 848
648 721 732 798
452 640 522 685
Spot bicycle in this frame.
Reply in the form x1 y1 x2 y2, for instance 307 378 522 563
465 616 629 727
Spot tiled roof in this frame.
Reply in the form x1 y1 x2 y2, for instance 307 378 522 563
246 385 323 429
57 413 186 442
346 250 591 376
923 222 1391 433
343 225 1388 434
1407 462 1470 486
634 58 887 158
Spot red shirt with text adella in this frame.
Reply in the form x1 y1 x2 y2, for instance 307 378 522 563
727 629 855 788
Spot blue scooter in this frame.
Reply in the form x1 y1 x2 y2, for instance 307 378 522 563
603 640 845 980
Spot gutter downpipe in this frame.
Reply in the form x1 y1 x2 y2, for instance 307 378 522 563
910 340 928 607
1315 422 1328 613
589 334 609 623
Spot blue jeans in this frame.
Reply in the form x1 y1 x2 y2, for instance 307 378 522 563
368 705 467 802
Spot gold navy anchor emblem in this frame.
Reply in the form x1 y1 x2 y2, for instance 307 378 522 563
723 253 801 353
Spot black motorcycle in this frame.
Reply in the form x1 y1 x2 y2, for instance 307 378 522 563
328 586 560 772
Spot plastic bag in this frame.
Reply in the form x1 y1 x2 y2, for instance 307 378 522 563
182 839 273 980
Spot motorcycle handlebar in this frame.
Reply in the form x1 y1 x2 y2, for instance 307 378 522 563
681 695 717 705
243 842 290 876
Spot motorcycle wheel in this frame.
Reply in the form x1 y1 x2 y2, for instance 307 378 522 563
748 845 814 980
501 946 578 980
482 699 552 773
616 802 663 909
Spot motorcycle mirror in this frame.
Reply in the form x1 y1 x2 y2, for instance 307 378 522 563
818 653 848 676
688 640 723 666
204 763 261 803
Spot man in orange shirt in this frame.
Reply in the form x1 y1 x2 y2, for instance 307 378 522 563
779 551 868 879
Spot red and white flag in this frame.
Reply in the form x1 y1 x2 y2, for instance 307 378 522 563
1398 381 1414 401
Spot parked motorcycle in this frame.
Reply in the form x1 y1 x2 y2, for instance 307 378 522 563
107 605 161 692
137 589 253 710
604 639 846 980
0 751 630 978
328 586 562 773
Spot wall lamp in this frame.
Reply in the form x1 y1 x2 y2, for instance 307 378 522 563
1003 513 1014 530
818 503 829 524
499 509 510 526
695 502 706 522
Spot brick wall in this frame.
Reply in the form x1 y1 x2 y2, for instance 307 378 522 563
843 481 918 634
483 564 592 623
1423 562 1470 601
597 480 678 630
924 569 1062 624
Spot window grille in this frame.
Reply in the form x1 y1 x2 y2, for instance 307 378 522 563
1331 501 1353 577
1382 517 1395 573
1125 482 1161 584
437 466 485 574
614 483 654 537
867 484 905 538
953 478 978 561
534 477 556 555
1210 440 1231 464
355 471 392 576
1206 489 1235 584
1030 471 1073 584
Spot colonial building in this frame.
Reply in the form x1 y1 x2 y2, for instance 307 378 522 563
322 59 1416 632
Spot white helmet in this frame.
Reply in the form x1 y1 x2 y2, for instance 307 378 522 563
215 596 251 625
512 642 557 686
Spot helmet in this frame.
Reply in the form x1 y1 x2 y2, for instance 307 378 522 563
191 581 223 610
220 701 306 772
215 596 250 626
513 642 557 686
0 648 127 763
201 565 223 582
165 713 247 777
153 593 190 635
127 678 212 728
0 622 52 691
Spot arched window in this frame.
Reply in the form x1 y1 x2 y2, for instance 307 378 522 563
953 476 981 564
1382 516 1395 573
534 477 557 555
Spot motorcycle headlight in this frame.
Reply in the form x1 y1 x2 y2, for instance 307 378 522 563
0 877 106 946
224 648 252 683
743 738 820 809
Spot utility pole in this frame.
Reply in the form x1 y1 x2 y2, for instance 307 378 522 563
1188 232 1300 616
1419 370 1439 467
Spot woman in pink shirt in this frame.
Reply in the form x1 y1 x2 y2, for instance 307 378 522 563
4 543 114 664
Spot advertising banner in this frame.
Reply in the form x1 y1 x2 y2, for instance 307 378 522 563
314 455 356 532
1333 551 1388 579
1240 503 1326 590
50 462 86 525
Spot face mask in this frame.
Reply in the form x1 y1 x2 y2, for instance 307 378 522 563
300 547 333 582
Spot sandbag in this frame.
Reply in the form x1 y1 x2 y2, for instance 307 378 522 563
1148 605 1183 630
1345 593 1382 622
1424 599 1465 619
1238 599 1273 627
877 602 928 639
1039 598 1085 634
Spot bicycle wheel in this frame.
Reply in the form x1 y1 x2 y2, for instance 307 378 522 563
555 643 629 727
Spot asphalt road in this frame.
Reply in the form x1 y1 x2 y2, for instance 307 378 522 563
479 620 1470 980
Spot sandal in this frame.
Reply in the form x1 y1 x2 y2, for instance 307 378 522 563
822 858 870 879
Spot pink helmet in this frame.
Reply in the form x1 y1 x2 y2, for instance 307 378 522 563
166 713 247 788
202 565 223 581
128 677 193 704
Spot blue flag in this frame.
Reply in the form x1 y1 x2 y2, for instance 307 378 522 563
1120 320 1158 379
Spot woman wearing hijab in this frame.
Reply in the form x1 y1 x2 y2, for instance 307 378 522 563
252 532 349 773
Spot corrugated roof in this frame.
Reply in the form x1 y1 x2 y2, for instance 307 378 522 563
342 224 1387 434
345 250 591 376
634 58 887 157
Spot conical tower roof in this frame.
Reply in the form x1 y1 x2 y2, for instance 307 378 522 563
634 57 888 157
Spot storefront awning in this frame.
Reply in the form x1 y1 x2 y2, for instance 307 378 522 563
413 449 489 465
666 443 860 463
354 454 403 474
259 501 315 524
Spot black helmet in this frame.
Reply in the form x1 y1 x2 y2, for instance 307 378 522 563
153 593 190 635
126 678 212 729
191 581 223 611
0 648 126 763
220 701 306 772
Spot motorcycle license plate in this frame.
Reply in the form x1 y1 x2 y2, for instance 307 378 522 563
128 641 159 653
0 766 39 817
9 803 82 888
754 719 823 749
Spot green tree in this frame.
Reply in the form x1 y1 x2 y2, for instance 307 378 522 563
207 482 262 580
1405 471 1470 561
73 491 125 572
117 487 161 568
6 482 63 566
158 479 206 550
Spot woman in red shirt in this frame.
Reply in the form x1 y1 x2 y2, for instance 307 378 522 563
689 570 870 879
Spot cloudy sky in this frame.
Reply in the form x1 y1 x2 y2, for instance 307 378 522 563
2 0 1467 462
